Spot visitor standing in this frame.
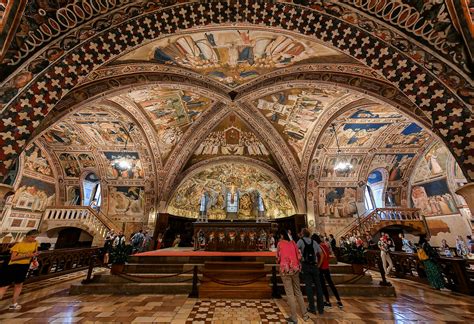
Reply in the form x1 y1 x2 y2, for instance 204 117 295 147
113 231 126 247
417 235 445 290
131 230 145 254
313 234 343 309
0 229 39 310
276 229 309 323
378 234 393 276
399 233 414 253
297 228 324 315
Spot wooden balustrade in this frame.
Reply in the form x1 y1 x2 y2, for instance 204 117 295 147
365 250 474 295
25 247 100 283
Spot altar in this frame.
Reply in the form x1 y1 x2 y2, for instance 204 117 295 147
193 222 276 252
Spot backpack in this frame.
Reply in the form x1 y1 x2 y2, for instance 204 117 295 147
417 247 429 261
302 239 316 264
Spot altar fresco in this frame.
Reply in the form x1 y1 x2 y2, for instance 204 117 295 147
190 114 275 166
168 164 295 219
118 29 354 87
255 88 343 160
128 88 212 160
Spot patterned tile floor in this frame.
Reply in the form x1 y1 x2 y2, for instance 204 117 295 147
0 272 472 323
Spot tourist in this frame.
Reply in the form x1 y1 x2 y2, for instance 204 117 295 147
417 235 445 290
102 233 114 264
172 234 181 248
378 234 393 276
287 229 294 241
277 229 309 323
156 233 164 249
313 234 343 309
328 234 336 252
297 228 324 315
131 230 145 254
113 231 126 247
366 235 377 250
455 235 469 257
0 229 39 310
399 233 414 253
142 231 153 251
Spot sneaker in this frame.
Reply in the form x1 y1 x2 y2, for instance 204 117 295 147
324 302 332 309
337 301 343 309
8 303 21 310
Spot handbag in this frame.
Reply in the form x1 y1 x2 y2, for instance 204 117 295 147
29 256 39 271
417 248 429 261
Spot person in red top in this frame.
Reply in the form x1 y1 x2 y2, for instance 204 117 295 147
312 234 343 309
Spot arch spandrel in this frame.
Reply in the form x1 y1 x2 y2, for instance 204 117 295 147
0 0 472 183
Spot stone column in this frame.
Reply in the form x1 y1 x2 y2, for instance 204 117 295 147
455 183 474 215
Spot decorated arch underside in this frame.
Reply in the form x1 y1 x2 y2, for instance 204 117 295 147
0 1 473 236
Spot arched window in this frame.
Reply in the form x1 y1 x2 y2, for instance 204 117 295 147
82 173 101 209
366 169 386 209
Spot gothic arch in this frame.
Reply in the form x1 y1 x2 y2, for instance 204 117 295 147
0 1 472 181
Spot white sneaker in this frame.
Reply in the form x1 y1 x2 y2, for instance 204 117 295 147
8 303 21 310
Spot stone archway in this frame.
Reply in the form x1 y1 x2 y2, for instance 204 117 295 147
0 1 472 181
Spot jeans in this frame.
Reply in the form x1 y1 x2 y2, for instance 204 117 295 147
381 250 393 275
319 268 340 302
301 263 324 314
281 273 306 322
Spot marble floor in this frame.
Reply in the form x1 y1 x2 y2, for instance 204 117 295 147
0 272 472 323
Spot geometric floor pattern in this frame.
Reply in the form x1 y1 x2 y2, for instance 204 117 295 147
0 273 472 323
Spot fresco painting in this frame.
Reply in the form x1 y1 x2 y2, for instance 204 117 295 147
23 144 52 176
42 122 84 146
255 88 342 159
65 186 81 206
78 121 130 146
103 152 143 179
168 164 295 219
77 154 95 169
411 178 458 216
118 29 353 87
371 153 415 181
318 187 357 218
349 107 403 119
59 153 81 178
337 123 390 147
385 123 430 148
108 186 144 216
385 187 401 207
191 114 274 165
128 88 212 160
412 143 451 183
12 177 55 211
320 155 363 179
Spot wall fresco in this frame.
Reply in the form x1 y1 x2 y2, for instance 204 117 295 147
318 187 357 218
42 122 84 146
118 29 355 87
23 143 52 177
385 123 430 148
58 153 81 178
168 163 295 219
411 179 458 216
12 176 55 212
370 153 415 181
349 107 402 119
190 114 275 166
412 143 450 183
77 153 95 169
385 187 401 207
128 88 212 160
255 88 343 160
108 186 144 216
65 186 81 206
103 152 143 179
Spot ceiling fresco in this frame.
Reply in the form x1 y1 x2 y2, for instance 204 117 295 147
188 114 277 168
42 122 85 146
253 87 345 161
126 88 213 161
168 163 295 219
116 29 357 87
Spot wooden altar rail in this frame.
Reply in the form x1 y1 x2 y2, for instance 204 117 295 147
341 208 424 238
42 207 119 238
366 250 474 295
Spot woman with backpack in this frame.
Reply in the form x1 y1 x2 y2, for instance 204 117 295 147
313 234 343 309
276 229 309 323
417 235 445 290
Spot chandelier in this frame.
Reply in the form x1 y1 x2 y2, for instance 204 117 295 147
331 123 353 173
114 123 135 171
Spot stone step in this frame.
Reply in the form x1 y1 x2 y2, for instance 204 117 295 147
91 272 372 285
